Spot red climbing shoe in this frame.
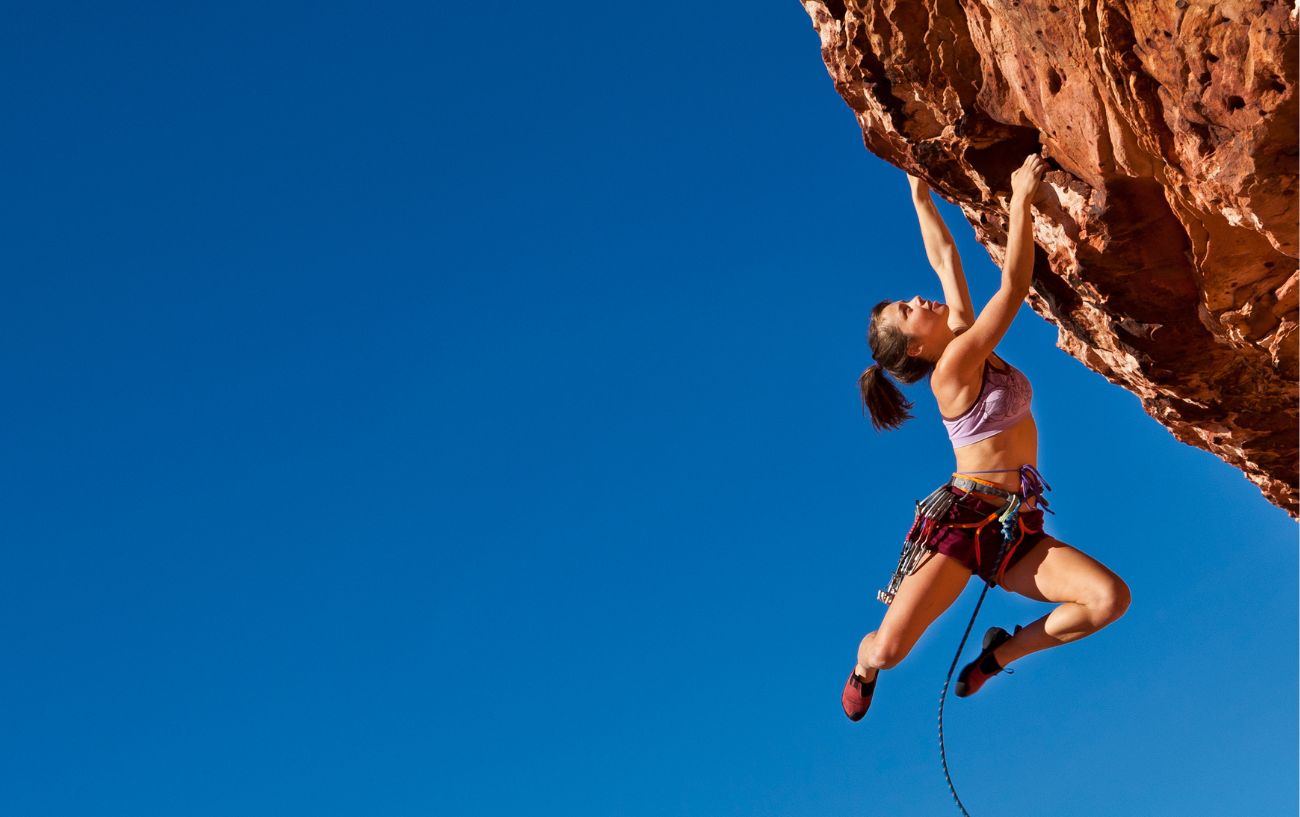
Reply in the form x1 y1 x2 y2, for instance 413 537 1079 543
955 625 1022 698
841 670 878 721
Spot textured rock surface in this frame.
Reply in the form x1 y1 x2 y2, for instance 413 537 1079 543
803 0 1299 515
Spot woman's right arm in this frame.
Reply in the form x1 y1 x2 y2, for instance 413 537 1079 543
937 154 1046 378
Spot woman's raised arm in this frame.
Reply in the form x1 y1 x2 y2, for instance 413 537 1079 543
908 176 975 332
938 154 1046 379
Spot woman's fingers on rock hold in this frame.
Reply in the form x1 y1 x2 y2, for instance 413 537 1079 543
1010 154 1046 198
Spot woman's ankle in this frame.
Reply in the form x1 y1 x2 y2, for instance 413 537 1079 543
854 664 879 680
991 625 1026 667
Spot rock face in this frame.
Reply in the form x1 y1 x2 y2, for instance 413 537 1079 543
803 0 1299 515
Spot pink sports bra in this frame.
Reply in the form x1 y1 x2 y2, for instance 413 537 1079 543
940 356 1033 448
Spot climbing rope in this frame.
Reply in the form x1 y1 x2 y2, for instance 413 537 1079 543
936 563 999 817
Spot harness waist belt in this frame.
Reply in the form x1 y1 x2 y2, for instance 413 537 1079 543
949 475 1021 501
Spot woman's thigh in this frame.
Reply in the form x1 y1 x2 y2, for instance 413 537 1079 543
1000 535 1125 604
877 549 972 652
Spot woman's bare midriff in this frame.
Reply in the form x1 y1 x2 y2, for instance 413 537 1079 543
951 413 1039 505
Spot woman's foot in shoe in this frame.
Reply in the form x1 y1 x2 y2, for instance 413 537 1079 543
955 625 1021 698
842 667 878 721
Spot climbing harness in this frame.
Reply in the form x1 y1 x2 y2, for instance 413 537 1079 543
878 464 1052 816
877 465 1051 604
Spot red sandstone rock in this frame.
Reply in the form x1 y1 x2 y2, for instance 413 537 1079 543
803 0 1299 515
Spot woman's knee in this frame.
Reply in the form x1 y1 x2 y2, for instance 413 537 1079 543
1088 575 1131 625
864 635 910 670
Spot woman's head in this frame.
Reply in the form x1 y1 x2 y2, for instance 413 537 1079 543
859 296 951 430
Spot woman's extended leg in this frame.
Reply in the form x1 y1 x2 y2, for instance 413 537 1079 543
992 536 1131 668
855 550 971 677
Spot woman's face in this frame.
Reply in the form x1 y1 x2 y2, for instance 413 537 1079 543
885 295 949 357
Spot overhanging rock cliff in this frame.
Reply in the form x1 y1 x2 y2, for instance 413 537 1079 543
803 0 1299 515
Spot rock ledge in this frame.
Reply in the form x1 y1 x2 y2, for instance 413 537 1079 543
803 0 1299 515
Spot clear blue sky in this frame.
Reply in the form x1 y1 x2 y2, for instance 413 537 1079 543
3 4 1295 816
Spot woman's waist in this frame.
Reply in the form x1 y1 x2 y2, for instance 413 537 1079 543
952 430 1037 492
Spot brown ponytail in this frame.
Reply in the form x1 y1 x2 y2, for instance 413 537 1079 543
859 363 913 431
860 299 936 431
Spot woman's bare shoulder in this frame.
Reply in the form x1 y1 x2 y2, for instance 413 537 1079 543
931 349 995 414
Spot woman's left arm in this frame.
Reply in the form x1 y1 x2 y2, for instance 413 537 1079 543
908 176 975 331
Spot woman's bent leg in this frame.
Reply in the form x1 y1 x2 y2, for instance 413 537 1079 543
856 550 971 676
994 536 1130 667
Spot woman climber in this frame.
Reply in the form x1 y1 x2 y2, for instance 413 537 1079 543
842 154 1131 721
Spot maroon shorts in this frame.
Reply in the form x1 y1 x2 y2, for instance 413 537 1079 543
929 487 1050 583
